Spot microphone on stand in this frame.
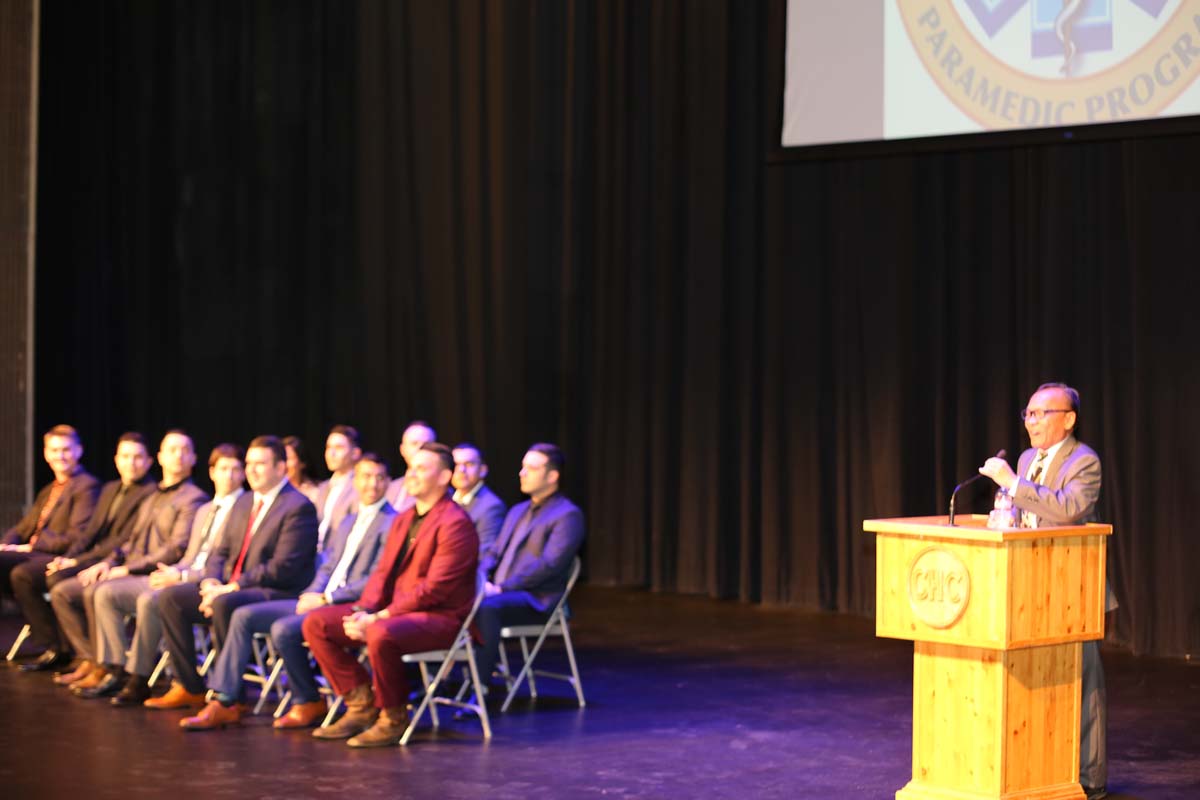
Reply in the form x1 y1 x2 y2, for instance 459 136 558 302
948 449 1006 526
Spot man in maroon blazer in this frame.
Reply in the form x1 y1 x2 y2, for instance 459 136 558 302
304 442 478 747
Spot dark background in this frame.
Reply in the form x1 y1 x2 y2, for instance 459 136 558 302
31 0 1200 658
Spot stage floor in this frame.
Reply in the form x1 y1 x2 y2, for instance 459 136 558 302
2 586 1197 799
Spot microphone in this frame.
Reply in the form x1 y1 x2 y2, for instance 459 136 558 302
948 449 1007 526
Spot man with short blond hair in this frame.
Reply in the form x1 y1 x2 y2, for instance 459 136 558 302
1 425 99 604
12 432 156 672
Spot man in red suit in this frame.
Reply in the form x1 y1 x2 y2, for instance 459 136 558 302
303 441 478 747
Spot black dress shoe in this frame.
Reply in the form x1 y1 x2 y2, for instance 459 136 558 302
74 670 125 699
19 650 71 672
111 675 151 707
1083 787 1107 800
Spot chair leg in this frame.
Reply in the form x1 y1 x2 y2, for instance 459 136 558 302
501 619 558 713
6 624 31 662
465 641 492 739
559 619 586 707
519 636 539 699
148 650 171 688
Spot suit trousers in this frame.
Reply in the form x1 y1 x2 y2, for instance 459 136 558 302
10 555 82 651
90 575 152 668
270 611 321 705
49 576 100 661
206 599 297 701
1080 640 1107 788
157 582 295 695
0 549 36 598
473 591 554 685
303 604 461 709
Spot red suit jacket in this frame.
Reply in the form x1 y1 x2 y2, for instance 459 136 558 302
358 493 478 623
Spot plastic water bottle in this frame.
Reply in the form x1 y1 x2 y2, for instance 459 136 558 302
987 488 1016 529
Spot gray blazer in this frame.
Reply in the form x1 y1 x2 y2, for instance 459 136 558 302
174 493 242 579
314 476 358 548
1013 436 1101 525
1013 435 1115 610
460 484 507 556
304 501 396 603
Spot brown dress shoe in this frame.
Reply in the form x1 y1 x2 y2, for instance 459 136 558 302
144 682 207 710
68 664 109 691
180 699 244 731
53 659 94 686
347 707 409 748
312 684 377 740
274 700 328 729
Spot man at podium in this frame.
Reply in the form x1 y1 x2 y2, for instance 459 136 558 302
980 381 1112 800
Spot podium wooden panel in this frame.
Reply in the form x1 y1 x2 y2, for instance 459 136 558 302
864 515 1111 800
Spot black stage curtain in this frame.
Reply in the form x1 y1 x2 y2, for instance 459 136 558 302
33 1 1200 657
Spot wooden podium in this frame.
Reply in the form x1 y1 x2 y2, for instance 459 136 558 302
863 515 1111 800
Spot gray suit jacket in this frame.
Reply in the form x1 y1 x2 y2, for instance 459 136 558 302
459 484 507 556
304 501 396 603
314 476 358 549
173 492 242 580
1013 436 1101 525
481 493 585 611
1014 435 1115 610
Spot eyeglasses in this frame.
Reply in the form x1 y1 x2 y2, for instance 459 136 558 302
1020 408 1072 423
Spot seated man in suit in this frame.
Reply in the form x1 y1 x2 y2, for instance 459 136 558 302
88 443 244 705
451 442 507 556
1 425 99 604
51 430 208 695
384 420 436 513
304 442 478 747
314 425 362 552
473 443 585 694
180 452 396 730
146 435 318 711
11 432 156 672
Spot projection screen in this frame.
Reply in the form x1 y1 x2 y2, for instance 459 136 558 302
782 0 1200 148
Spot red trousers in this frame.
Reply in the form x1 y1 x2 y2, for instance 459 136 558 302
302 603 462 709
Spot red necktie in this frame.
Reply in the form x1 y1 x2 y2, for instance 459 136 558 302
230 498 263 582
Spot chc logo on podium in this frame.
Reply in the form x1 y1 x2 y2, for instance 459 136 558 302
898 0 1200 128
908 548 971 628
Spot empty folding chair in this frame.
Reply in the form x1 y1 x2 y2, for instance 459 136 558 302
497 555 585 712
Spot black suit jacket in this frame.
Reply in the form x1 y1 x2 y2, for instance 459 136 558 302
2 469 100 554
66 476 158 566
205 481 318 593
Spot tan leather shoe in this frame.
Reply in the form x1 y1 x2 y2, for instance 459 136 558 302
143 682 207 710
273 700 327 729
346 707 408 748
53 659 94 686
180 699 244 731
312 683 377 740
68 664 108 691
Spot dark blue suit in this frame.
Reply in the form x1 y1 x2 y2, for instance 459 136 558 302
156 482 318 695
474 492 585 683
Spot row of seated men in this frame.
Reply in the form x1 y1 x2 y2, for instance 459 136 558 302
0 422 585 747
